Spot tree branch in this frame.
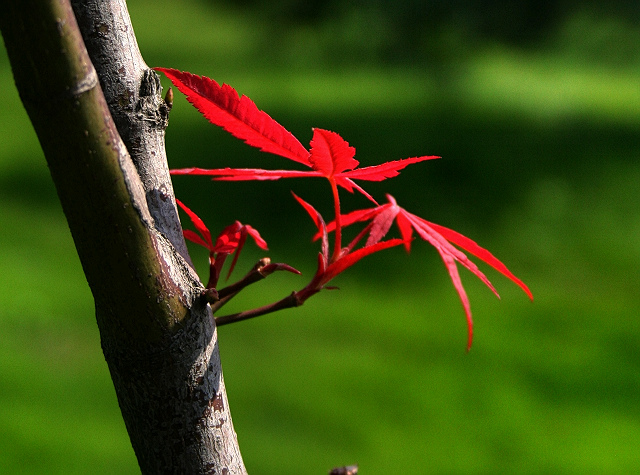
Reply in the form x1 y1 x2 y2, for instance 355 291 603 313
211 258 300 303
1 1 247 473
70 0 190 263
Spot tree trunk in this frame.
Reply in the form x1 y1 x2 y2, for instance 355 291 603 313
0 1 247 473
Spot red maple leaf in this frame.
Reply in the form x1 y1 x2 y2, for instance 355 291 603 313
159 68 532 349
176 199 268 288
154 68 311 166
154 68 437 202
156 68 437 263
170 129 436 203
320 194 533 350
291 193 407 302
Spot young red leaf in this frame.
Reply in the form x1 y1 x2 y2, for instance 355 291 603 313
318 194 531 349
183 229 210 249
402 212 500 297
225 231 246 280
344 156 439 181
214 221 269 280
214 222 243 254
333 177 378 204
342 219 378 256
172 166 379 204
309 128 358 176
168 106 430 202
176 198 213 250
437 250 474 351
291 192 323 234
174 153 437 187
292 192 329 265
154 68 311 166
365 204 399 247
321 239 406 284
320 206 382 237
226 224 268 279
244 224 268 251
425 221 533 300
394 209 414 253
171 167 323 181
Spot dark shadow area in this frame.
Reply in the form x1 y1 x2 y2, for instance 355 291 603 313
210 0 640 65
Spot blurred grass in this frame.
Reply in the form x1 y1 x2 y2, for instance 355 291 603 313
1 0 640 473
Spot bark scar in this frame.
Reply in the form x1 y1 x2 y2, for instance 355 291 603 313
136 69 169 128
53 65 99 101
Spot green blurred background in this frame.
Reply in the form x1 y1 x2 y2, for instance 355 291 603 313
1 0 639 473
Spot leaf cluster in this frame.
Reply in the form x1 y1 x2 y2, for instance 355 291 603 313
155 67 532 350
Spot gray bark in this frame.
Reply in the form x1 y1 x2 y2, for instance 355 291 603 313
0 0 247 473
70 0 190 261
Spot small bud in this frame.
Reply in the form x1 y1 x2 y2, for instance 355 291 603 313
253 257 271 273
164 87 174 110
202 287 219 303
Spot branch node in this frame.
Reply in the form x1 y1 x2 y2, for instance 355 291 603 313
63 65 99 100
255 257 271 275
202 287 219 304
136 68 169 128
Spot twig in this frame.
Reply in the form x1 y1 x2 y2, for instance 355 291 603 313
215 291 302 326
205 258 300 314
